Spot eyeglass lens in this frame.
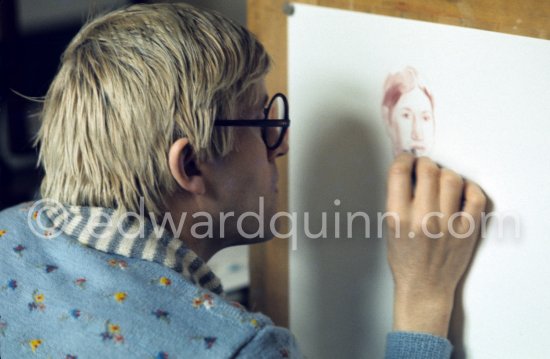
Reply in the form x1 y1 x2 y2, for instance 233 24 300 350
265 95 286 148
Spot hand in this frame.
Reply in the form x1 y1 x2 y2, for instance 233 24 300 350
385 154 486 337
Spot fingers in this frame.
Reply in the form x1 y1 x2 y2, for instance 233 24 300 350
414 157 440 210
434 167 485 237
387 153 415 211
462 180 486 222
387 154 486 238
439 168 464 215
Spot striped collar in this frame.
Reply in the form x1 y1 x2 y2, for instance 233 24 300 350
42 203 223 295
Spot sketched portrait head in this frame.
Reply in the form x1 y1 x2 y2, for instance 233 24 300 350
382 66 435 157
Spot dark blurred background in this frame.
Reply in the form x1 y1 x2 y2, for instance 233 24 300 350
0 0 246 211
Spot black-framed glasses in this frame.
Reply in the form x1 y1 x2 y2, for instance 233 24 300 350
214 93 290 150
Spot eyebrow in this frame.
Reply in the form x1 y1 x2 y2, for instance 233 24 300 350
400 107 431 113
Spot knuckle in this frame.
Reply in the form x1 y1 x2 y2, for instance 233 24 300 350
470 192 487 209
395 152 414 161
424 222 440 236
455 219 478 238
386 199 400 213
423 212 441 225
440 169 463 188
467 182 487 209
417 158 440 179
386 216 399 232
386 213 409 233
388 161 410 177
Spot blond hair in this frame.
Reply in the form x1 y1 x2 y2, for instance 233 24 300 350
37 3 271 217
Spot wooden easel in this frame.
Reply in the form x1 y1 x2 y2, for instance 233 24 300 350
248 0 550 328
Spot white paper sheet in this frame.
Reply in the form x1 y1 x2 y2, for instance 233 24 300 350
288 4 550 358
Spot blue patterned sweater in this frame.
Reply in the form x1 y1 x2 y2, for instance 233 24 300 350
0 202 451 358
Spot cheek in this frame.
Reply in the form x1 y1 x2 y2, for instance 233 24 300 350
238 144 271 190
423 121 435 138
389 115 401 135
395 120 411 141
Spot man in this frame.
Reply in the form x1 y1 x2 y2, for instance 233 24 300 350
0 3 485 358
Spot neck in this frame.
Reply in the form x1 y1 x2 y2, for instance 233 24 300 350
183 235 225 262
165 202 228 262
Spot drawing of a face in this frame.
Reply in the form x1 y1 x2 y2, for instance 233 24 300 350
382 66 435 157
389 87 434 156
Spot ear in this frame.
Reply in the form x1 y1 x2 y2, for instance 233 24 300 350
168 138 205 195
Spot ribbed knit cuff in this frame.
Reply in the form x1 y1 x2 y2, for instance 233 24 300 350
385 331 453 359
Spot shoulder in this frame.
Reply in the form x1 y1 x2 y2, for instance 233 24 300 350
0 204 298 357
0 202 35 224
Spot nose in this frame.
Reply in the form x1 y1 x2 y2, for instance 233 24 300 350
268 129 290 161
411 117 423 141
